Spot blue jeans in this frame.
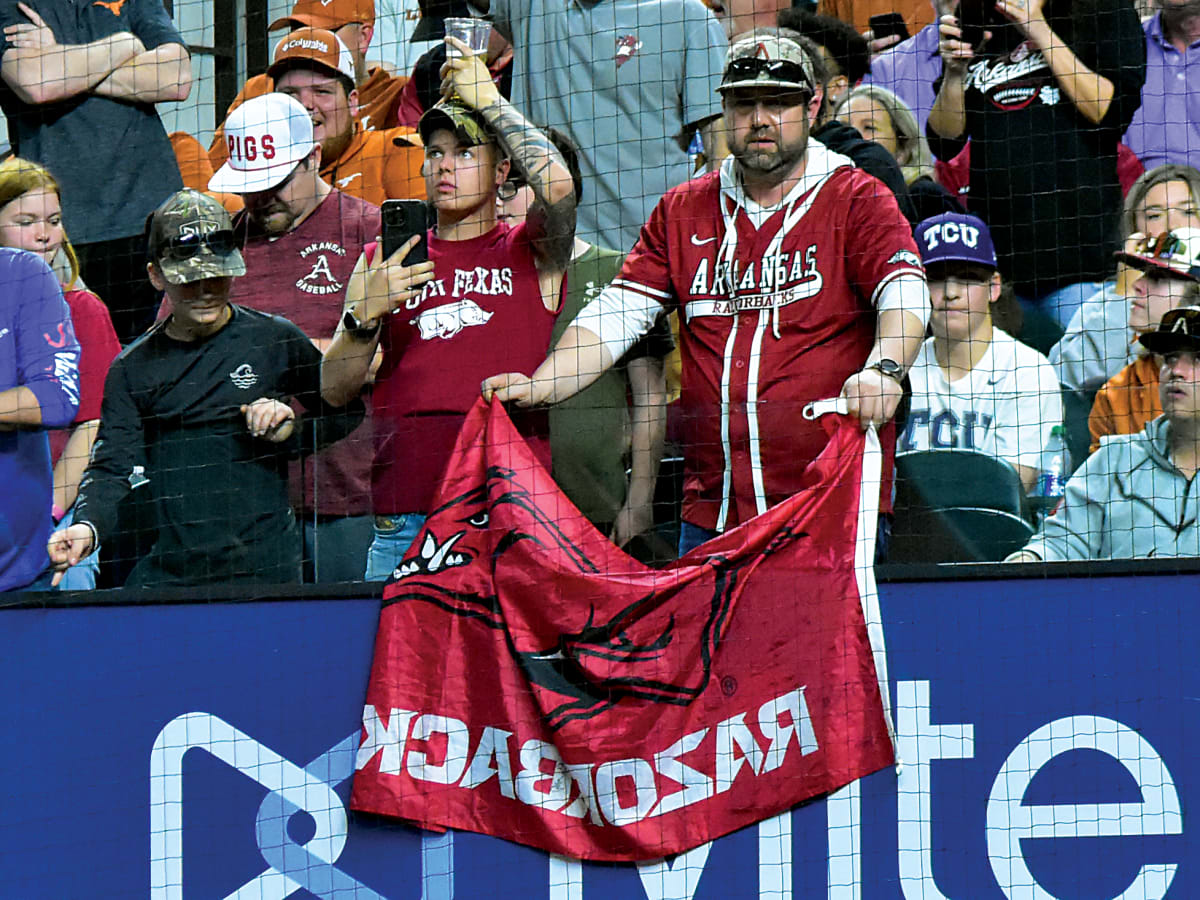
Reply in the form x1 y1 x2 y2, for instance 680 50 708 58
678 521 718 556
56 506 98 592
364 513 427 582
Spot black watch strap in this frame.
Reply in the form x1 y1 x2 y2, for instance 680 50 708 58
342 307 381 340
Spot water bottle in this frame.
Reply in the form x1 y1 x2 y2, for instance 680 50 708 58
1036 425 1069 499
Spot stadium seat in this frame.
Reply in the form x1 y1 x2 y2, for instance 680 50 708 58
890 450 1035 563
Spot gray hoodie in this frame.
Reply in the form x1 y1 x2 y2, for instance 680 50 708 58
1025 416 1200 561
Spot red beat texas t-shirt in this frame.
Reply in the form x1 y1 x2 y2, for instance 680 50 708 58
371 222 558 515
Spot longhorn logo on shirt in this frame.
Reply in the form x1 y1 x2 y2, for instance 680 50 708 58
411 299 493 340
229 364 258 389
387 464 809 729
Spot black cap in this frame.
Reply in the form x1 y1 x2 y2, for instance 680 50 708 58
1139 306 1200 355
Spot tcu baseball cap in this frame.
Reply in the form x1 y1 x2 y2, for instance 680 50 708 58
418 99 493 147
1116 228 1200 283
209 93 316 194
915 212 998 270
267 27 356 84
1139 306 1200 354
147 190 246 286
269 0 375 31
719 29 816 96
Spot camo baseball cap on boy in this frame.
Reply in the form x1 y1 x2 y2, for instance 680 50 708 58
719 29 816 96
147 190 245 286
418 99 493 147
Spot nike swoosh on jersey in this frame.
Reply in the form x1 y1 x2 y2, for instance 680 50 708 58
690 234 717 245
337 172 363 188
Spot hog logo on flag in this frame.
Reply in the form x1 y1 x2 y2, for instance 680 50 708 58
351 399 895 861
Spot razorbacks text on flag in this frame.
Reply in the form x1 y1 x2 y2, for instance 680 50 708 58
351 398 894 861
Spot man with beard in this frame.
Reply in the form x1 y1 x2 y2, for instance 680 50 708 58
207 28 423 211
484 28 930 556
47 190 362 587
208 0 408 168
208 91 381 583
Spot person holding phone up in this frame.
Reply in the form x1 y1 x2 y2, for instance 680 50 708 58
321 36 576 580
927 0 1145 338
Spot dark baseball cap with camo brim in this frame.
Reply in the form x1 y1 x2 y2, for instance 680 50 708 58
418 99 494 147
147 189 246 286
719 29 817 96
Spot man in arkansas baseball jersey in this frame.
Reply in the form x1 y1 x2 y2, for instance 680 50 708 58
485 27 931 555
321 41 576 579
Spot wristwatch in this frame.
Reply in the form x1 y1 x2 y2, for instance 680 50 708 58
868 358 905 383
342 306 381 340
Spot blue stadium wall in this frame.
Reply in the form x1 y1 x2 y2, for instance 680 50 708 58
0 566 1192 898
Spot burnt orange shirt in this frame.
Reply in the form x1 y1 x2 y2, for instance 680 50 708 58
169 131 244 216
319 122 425 206
208 66 407 171
1089 353 1162 454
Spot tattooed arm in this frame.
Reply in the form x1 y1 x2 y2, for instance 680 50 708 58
441 38 576 275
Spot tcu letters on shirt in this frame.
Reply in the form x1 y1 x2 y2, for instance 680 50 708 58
372 222 558 515
613 145 923 531
901 329 1062 471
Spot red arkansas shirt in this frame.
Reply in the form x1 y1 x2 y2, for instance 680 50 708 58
615 145 923 530
372 222 558 515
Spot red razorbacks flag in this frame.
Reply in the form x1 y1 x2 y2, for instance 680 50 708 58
351 398 894 861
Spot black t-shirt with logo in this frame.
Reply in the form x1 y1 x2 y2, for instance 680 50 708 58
74 306 363 586
928 0 1145 296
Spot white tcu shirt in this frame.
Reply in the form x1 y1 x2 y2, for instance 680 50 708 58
899 329 1063 472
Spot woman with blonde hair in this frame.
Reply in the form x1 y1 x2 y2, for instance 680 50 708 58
834 84 963 222
0 158 121 590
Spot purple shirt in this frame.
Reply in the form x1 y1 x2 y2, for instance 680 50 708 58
1123 13 1200 171
863 23 942 144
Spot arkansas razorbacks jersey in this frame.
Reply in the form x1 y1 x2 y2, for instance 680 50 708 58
616 145 923 530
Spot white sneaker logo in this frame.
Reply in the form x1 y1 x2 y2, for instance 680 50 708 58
691 234 717 246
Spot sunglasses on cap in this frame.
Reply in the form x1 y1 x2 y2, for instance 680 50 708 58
722 58 812 92
160 229 239 261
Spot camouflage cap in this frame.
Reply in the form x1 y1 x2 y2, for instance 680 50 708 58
147 189 246 286
418 99 493 147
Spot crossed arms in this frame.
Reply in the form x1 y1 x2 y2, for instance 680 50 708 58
1 2 190 106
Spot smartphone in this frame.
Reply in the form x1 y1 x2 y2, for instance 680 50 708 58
957 0 995 52
868 12 910 43
381 199 430 266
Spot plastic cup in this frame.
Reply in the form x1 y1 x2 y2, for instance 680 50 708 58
444 17 491 58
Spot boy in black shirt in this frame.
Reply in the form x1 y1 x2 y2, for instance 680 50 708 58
48 189 363 587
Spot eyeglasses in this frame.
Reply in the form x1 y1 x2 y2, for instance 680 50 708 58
497 179 527 202
161 229 238 261
722 58 813 93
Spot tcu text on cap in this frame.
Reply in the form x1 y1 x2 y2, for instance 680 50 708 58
923 220 981 252
227 134 277 165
